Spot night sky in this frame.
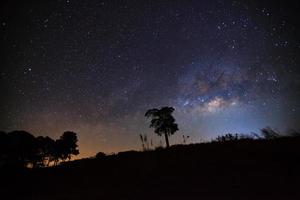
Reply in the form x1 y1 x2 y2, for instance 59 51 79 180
1 0 300 157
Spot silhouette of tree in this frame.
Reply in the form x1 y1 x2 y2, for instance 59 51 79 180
8 130 37 168
52 140 62 166
145 107 179 148
56 131 79 162
36 136 56 167
0 130 80 168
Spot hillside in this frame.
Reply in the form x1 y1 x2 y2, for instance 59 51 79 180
1 137 300 200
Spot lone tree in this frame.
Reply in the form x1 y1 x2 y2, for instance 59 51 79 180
145 107 179 148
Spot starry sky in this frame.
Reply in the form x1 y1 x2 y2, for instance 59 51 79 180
1 0 300 158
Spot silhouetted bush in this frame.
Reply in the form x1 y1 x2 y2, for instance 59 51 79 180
214 133 239 142
213 133 256 142
287 129 300 137
261 127 280 139
96 152 106 158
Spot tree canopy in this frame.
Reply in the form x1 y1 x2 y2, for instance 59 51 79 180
145 106 179 148
0 130 79 168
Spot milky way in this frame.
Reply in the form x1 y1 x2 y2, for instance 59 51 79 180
1 0 299 157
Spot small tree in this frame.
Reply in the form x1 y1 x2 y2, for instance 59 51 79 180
96 152 106 159
145 107 179 148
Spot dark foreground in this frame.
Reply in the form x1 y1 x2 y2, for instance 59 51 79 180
1 137 300 200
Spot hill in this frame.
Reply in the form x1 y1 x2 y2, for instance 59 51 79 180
1 137 300 200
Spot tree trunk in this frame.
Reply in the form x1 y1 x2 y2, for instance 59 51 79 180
164 133 170 148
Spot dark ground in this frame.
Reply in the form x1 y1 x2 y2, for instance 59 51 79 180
1 137 300 200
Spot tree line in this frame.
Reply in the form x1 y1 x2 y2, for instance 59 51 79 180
0 130 79 168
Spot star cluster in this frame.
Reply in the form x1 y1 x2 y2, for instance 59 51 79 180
1 0 299 157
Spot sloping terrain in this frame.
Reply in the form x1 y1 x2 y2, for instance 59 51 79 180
1 137 300 200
